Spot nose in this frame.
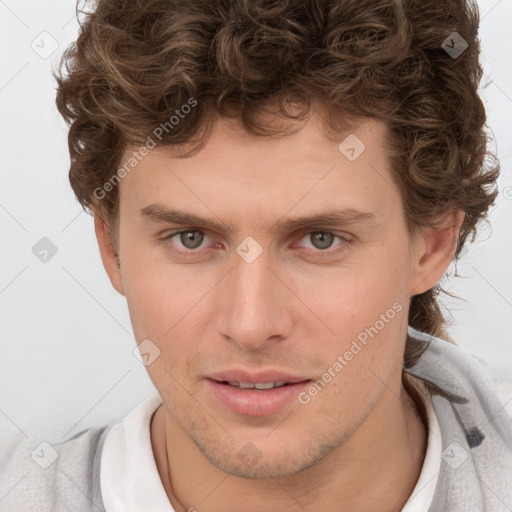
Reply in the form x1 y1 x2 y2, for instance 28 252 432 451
216 245 294 351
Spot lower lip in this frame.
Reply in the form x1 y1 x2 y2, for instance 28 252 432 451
205 379 311 417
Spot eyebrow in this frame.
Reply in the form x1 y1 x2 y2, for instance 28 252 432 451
140 203 377 234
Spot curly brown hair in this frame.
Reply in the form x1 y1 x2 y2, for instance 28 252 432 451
54 0 499 402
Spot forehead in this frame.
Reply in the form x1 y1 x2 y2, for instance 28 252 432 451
142 113 387 175
118 114 401 228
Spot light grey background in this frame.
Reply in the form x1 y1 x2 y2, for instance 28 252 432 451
1 0 511 450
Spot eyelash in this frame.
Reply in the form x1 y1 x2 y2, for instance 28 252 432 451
159 229 353 259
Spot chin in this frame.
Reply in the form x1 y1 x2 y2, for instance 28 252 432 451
190 432 340 480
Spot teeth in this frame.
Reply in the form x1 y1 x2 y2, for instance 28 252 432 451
255 382 275 390
227 381 288 389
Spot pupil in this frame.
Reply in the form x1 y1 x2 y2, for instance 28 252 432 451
181 231 203 249
311 232 333 250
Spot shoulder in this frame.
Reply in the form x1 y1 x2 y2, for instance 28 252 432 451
494 380 512 420
0 424 112 512
406 327 512 422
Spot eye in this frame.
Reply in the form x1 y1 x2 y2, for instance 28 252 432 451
163 229 210 253
296 231 351 255
303 232 336 250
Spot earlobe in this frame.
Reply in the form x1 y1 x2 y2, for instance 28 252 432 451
409 209 465 297
93 213 125 296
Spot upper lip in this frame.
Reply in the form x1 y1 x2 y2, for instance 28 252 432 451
208 369 310 384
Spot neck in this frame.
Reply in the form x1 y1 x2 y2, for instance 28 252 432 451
151 377 428 512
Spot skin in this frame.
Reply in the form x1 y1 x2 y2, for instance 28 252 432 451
95 111 464 512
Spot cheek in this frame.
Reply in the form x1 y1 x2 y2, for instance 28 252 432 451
123 266 201 391
293 246 410 378
120 234 188 323
123 274 166 339
121 252 210 369
303 254 407 331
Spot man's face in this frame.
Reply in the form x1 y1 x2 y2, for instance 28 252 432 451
112 113 423 478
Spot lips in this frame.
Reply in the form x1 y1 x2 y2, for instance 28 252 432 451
205 370 311 416
208 370 309 385
226 381 288 389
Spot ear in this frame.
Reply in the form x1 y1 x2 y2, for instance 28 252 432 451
93 213 125 296
409 209 465 297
